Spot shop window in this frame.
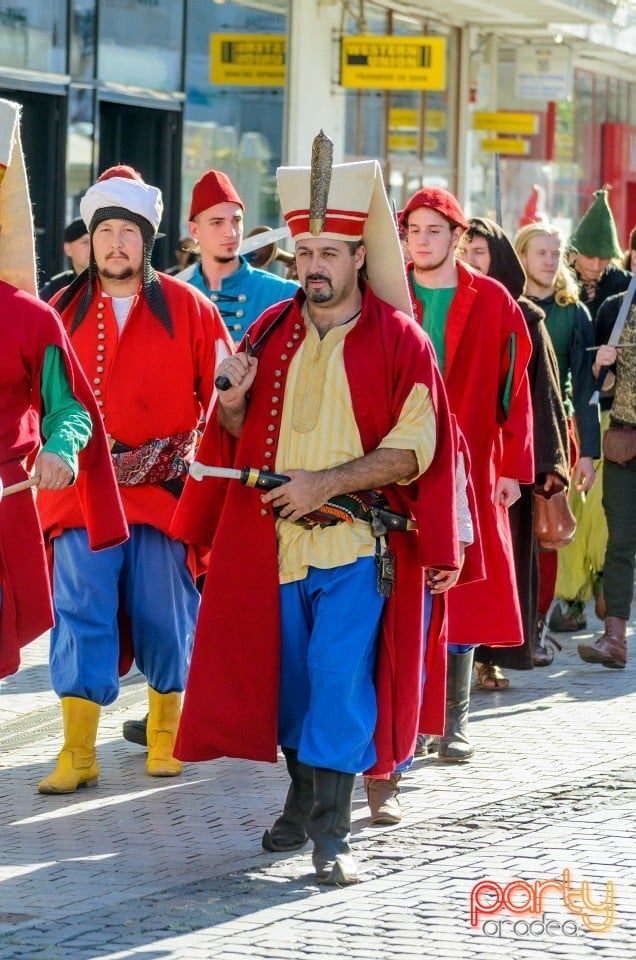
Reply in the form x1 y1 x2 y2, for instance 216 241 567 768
0 0 67 73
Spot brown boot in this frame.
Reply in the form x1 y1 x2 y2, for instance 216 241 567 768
364 774 402 824
577 617 627 669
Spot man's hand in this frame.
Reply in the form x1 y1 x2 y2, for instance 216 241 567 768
260 469 333 522
537 472 566 496
34 451 73 491
216 352 258 406
426 543 466 594
572 456 595 493
494 477 521 508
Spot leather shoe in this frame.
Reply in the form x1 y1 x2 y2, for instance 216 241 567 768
578 617 627 669
364 774 402 824
548 601 587 633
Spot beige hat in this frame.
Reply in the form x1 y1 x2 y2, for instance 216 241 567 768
0 98 37 295
277 156 412 317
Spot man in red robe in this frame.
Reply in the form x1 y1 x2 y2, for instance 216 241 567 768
400 187 534 761
171 148 470 885
0 97 127 682
36 166 232 794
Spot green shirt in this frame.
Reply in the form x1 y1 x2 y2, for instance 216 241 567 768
40 345 92 478
411 276 455 375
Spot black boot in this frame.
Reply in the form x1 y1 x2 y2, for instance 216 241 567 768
122 714 148 747
307 768 359 885
262 747 314 852
439 649 475 762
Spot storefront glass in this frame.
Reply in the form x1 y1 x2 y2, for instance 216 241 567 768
97 0 184 92
0 0 67 73
182 0 287 234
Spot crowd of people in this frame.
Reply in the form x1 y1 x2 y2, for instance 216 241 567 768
2 95 634 886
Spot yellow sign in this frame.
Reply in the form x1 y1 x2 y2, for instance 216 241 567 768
389 108 419 129
341 36 446 91
210 34 286 86
481 138 530 156
473 112 539 135
388 133 419 152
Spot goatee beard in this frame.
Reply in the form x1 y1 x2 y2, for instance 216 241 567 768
214 255 237 265
99 265 135 282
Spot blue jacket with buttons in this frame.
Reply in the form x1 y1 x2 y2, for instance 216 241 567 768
182 257 299 343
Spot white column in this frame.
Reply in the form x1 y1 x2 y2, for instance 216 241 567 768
284 0 346 165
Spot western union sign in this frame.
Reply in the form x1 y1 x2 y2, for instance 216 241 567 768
210 34 286 86
341 36 446 90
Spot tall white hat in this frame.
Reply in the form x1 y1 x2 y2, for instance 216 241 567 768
0 98 37 295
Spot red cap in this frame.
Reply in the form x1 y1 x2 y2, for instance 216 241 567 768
189 170 244 221
399 186 468 231
97 164 145 183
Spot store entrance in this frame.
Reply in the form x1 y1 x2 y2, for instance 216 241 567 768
98 101 182 270
0 88 67 286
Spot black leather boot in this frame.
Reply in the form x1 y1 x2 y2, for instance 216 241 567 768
262 747 314 852
122 714 148 748
307 768 359 885
439 649 475 762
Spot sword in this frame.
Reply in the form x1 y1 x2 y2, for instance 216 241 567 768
238 225 291 256
188 461 417 532
590 270 636 405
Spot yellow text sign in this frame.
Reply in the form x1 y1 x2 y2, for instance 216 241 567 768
481 137 530 155
341 36 446 91
210 34 286 86
473 112 539 135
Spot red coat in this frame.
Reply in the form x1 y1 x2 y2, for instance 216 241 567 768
37 274 233 579
408 260 534 647
0 282 127 679
171 285 471 775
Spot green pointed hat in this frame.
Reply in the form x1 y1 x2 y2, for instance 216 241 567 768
569 188 623 259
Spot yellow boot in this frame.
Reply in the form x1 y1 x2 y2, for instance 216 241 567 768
38 697 100 794
146 686 182 777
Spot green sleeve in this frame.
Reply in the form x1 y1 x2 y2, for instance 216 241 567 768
40 345 93 478
501 333 517 420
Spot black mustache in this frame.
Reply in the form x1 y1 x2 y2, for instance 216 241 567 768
306 273 330 282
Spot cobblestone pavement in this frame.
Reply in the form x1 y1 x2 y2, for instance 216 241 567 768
1 597 634 960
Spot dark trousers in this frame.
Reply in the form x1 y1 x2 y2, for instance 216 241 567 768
603 456 636 619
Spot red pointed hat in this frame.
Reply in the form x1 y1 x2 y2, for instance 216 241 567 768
399 186 468 231
189 170 244 220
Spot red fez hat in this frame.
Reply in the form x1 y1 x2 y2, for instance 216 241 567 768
189 170 244 221
97 164 145 183
399 186 468 231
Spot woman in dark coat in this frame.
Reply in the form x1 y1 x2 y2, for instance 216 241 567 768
459 218 570 683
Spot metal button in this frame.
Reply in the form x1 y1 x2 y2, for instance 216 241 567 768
97 332 106 340
294 323 302 330
232 324 242 331
286 341 293 349
236 309 244 318
98 302 105 310
275 369 282 376
267 424 276 432
260 508 268 516
274 381 281 389
97 313 104 321
266 438 274 445
97 322 105 330
262 464 270 470
96 366 104 373
270 409 278 416
280 354 288 361
97 400 104 408
264 452 272 459
292 333 300 340
271 396 279 403
238 294 247 302
94 389 102 396
93 377 101 385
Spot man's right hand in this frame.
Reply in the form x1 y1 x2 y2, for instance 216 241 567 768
215 352 258 406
